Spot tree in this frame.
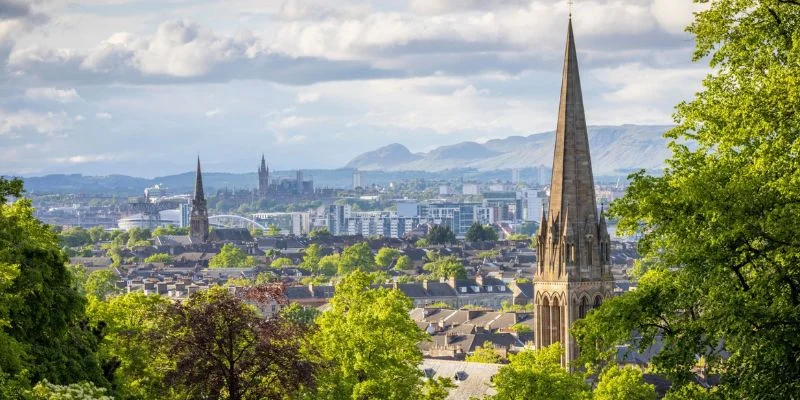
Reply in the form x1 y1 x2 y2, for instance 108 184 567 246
30 380 113 400
0 178 107 386
266 224 281 236
308 227 330 239
594 366 656 400
300 243 322 272
337 242 375 275
394 255 412 270
491 343 589 400
85 268 120 301
209 243 256 268
280 303 320 326
88 226 109 244
312 270 427 399
143 253 172 263
421 377 455 400
572 2 800 398
426 225 455 245
465 341 502 364
158 286 317 400
318 254 339 276
151 225 188 237
423 254 466 280
58 227 92 247
375 247 400 268
465 223 498 242
87 292 171 399
271 257 294 268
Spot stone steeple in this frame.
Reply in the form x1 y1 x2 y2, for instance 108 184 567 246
258 154 269 199
533 16 612 366
190 156 209 243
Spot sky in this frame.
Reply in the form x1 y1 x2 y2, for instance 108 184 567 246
0 0 707 177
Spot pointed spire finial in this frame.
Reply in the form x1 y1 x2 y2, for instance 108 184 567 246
569 0 573 18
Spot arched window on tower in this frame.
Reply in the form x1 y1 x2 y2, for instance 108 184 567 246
594 295 602 309
579 297 588 319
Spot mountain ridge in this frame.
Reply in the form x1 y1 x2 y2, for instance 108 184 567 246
345 125 674 175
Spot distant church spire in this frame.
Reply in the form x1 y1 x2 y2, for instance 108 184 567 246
533 15 612 367
258 154 269 199
190 156 209 243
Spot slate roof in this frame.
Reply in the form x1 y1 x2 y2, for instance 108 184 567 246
209 228 253 243
420 359 499 400
154 235 194 246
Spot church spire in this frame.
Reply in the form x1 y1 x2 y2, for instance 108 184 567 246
194 156 205 202
548 17 597 237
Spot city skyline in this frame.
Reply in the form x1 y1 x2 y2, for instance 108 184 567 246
2 0 702 176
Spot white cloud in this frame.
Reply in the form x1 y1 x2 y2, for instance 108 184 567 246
273 131 307 144
205 108 224 118
452 84 489 97
51 154 113 164
0 109 72 136
594 63 705 104
295 92 321 104
25 87 81 103
74 114 85 121
95 111 113 119
279 115 316 128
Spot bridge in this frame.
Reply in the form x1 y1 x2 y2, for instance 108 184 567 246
209 215 267 230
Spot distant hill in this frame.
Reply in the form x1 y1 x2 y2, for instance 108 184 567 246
345 125 674 175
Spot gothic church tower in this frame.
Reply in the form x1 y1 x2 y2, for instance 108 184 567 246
190 157 210 243
258 154 269 199
534 17 613 365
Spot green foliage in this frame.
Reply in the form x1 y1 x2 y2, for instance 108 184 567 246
30 380 113 400
663 383 717 400
266 224 281 236
143 253 172 264
0 178 107 387
426 225 456 245
491 343 590 400
423 254 466 280
414 238 429 248
573 2 800 398
421 377 455 400
465 223 498 242
312 270 427 399
317 254 339 277
308 227 330 239
465 341 503 364
426 302 451 309
394 255 412 270
501 301 535 313
337 242 375 275
300 243 322 272
125 228 151 248
280 303 320 326
271 257 294 268
505 234 529 241
58 227 93 248
150 225 188 237
593 366 656 400
209 243 256 268
85 269 120 301
509 323 532 333
87 293 171 399
477 250 499 259
375 247 401 268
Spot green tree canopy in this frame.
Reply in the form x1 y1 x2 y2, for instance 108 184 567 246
573 2 800 398
394 255 412 270
491 343 589 400
318 254 339 277
337 242 375 275
426 225 456 245
423 254 466 280
312 270 428 399
209 243 256 268
87 292 171 399
143 253 172 264
465 341 503 364
270 257 294 268
84 268 120 301
465 223 498 242
375 247 401 268
300 243 322 272
0 178 106 386
593 366 656 400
